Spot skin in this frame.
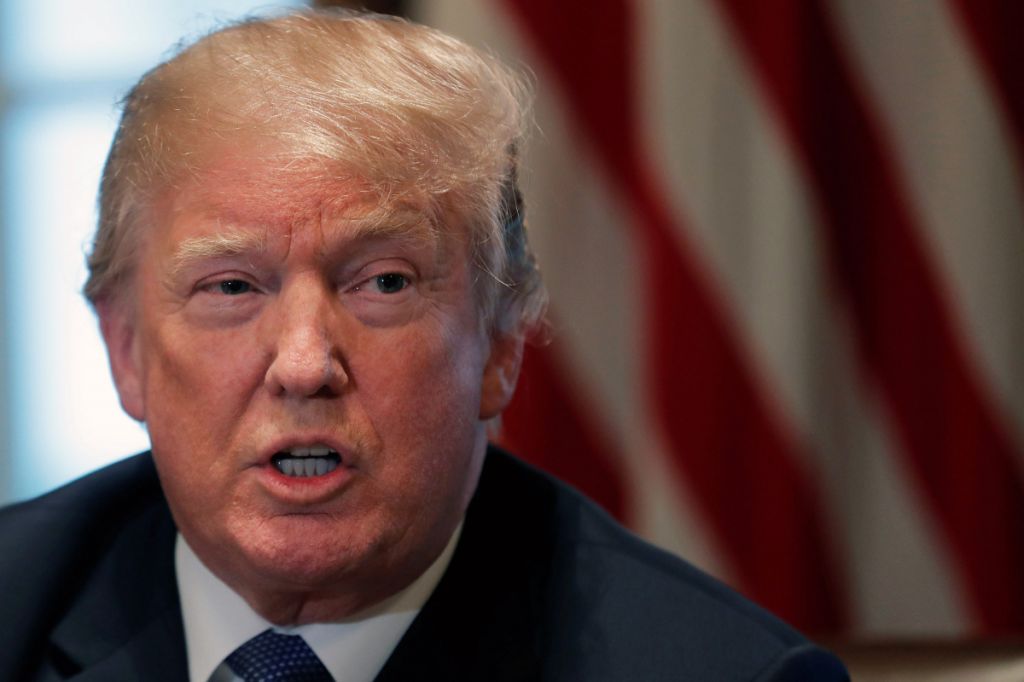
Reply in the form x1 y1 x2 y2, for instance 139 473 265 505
98 157 523 624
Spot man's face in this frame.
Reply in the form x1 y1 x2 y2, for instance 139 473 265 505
100 157 520 620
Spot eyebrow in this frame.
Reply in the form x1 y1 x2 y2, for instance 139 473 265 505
170 230 269 278
168 204 444 280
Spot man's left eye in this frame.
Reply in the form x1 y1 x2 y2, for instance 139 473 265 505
374 273 408 294
218 280 252 295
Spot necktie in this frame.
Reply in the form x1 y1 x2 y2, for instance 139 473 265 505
225 629 334 682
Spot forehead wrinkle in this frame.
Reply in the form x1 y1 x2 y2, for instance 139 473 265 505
316 202 445 263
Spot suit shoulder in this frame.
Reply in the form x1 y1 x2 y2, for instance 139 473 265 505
0 453 165 604
0 452 162 535
481 448 848 681
0 453 179 680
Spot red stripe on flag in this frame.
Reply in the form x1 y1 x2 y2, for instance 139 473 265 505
714 0 1024 632
949 0 1024 180
500 342 628 520
635 161 849 632
497 0 849 631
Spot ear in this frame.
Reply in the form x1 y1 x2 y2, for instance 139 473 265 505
479 330 525 420
96 299 146 422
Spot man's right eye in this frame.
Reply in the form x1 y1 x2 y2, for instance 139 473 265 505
218 280 252 295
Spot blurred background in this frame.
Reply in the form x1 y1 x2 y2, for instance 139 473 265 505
1 0 1021 646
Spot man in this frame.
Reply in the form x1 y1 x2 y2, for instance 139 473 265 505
0 9 847 681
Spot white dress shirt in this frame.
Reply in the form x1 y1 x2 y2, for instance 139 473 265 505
175 525 462 682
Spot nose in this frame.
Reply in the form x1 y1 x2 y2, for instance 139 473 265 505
264 281 348 398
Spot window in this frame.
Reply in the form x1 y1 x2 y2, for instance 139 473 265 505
0 1 303 502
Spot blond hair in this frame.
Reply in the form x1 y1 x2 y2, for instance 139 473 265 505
85 9 546 335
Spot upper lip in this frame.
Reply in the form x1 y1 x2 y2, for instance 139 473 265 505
275 444 336 457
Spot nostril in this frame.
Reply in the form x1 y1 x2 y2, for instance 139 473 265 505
310 384 338 399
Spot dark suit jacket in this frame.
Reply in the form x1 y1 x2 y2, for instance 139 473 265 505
0 447 848 681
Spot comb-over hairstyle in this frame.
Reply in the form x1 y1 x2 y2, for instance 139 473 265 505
85 9 546 334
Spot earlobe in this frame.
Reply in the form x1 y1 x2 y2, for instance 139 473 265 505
97 299 146 422
479 331 524 420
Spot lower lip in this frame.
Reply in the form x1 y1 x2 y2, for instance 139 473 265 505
258 460 355 503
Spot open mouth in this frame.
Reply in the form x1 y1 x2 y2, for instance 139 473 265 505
271 446 341 477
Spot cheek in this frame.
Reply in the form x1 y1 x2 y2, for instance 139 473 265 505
159 321 260 381
354 325 485 451
145 330 267 525
375 322 480 400
141 324 264 439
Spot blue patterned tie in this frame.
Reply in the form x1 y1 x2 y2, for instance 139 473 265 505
225 629 333 682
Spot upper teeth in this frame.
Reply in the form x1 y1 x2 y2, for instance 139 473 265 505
274 445 340 478
279 457 337 477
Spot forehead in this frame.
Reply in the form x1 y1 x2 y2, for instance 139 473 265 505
155 156 451 252
173 152 407 219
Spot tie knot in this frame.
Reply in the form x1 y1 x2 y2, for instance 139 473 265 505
226 629 333 682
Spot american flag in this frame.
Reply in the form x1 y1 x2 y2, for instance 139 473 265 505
342 0 1024 638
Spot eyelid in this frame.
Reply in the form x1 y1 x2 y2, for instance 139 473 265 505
346 259 416 291
194 272 262 295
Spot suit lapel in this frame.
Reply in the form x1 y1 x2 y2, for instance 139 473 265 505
58 606 188 682
48 496 188 681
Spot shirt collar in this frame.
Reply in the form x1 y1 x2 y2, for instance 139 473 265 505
176 524 462 682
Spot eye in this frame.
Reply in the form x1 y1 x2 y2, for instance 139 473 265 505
218 279 252 295
374 273 408 294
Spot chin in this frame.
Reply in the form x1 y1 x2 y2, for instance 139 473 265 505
229 515 384 591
